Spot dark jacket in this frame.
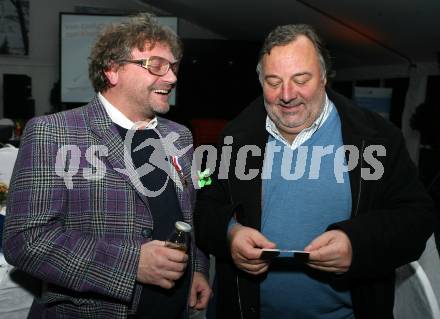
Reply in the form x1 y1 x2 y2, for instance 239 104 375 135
194 90 434 319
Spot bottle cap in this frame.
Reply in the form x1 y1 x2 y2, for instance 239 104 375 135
175 221 191 233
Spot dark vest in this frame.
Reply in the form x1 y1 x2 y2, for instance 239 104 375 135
116 125 190 319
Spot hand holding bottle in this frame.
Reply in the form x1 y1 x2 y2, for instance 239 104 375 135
136 222 192 289
137 240 188 289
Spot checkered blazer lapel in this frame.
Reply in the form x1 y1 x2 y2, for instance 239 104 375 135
86 97 192 212
156 119 188 205
86 97 151 206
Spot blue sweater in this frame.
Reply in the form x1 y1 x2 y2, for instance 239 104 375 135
260 106 354 319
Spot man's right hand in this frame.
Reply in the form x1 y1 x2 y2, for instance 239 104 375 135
137 240 188 289
229 225 276 275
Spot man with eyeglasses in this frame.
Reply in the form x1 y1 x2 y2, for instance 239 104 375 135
3 12 210 318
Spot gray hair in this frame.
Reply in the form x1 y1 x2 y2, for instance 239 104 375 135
256 24 331 83
89 12 182 93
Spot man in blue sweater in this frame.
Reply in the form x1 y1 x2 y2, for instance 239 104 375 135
194 24 434 318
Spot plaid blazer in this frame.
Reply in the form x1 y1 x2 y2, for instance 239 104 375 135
2 97 208 318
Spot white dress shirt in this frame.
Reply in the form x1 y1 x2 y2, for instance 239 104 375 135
98 92 158 130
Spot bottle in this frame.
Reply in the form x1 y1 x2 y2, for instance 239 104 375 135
165 221 191 252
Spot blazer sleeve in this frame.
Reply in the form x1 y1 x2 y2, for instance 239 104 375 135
2 117 140 302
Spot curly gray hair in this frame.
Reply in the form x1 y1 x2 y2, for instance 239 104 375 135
88 12 182 93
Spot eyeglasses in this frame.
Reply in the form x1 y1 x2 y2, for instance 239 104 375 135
121 56 179 76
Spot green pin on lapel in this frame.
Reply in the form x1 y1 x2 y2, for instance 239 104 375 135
197 169 212 188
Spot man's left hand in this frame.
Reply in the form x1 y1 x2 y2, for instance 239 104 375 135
189 271 212 310
304 230 352 273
